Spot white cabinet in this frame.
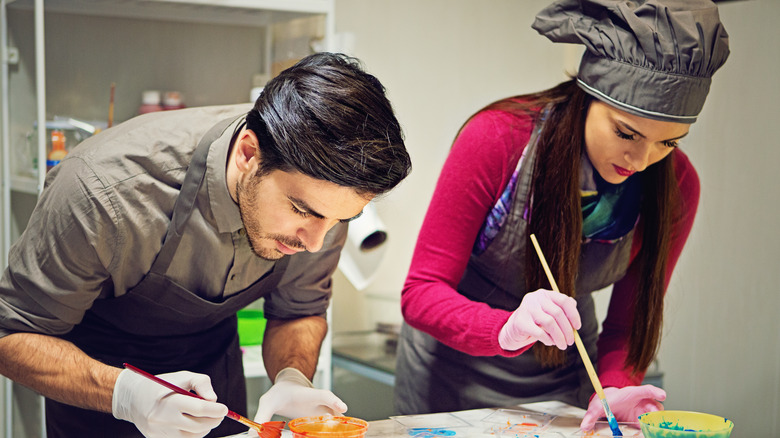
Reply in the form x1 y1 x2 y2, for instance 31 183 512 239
1 1 334 436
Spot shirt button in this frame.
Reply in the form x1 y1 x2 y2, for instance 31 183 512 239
238 229 246 236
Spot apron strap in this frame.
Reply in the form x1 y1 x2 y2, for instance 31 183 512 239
151 117 238 275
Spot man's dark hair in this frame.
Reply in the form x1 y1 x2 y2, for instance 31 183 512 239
246 52 411 196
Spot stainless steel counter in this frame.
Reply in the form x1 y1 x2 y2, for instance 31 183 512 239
331 330 665 390
332 330 397 387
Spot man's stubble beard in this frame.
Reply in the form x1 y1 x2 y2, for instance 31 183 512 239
236 176 306 261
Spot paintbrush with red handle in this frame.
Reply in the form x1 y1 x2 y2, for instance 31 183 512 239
123 363 284 438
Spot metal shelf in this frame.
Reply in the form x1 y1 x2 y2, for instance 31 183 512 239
7 0 332 27
9 175 39 195
1 1 335 436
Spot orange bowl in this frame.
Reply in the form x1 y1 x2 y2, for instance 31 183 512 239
288 416 368 438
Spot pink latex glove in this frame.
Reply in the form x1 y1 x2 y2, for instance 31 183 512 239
580 385 666 431
498 289 581 351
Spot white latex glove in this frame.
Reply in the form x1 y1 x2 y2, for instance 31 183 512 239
498 289 581 351
581 385 666 431
253 368 347 424
112 368 228 438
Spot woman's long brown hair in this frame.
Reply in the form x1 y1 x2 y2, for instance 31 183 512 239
472 79 680 374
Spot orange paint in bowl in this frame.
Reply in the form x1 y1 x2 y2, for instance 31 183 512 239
289 416 368 438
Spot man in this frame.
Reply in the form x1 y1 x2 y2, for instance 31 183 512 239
0 52 411 437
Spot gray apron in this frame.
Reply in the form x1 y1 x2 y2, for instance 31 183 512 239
47 118 289 437
395 117 635 415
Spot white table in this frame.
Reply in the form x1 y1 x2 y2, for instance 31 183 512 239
224 401 643 437
366 401 587 437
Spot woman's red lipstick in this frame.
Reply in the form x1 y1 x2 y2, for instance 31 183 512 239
613 164 635 177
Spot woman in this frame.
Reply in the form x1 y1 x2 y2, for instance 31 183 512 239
395 0 730 431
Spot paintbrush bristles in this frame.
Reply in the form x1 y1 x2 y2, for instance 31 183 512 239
259 421 284 438
239 418 283 438
229 413 284 438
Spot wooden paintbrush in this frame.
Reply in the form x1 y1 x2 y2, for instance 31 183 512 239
123 363 284 438
529 234 623 437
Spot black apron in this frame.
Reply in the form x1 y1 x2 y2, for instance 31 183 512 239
47 118 289 438
395 116 634 415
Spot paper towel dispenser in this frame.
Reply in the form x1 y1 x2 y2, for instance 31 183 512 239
338 202 388 290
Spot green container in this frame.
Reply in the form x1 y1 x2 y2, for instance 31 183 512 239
237 309 266 346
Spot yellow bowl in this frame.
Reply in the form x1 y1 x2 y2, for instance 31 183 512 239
289 416 368 438
639 411 734 438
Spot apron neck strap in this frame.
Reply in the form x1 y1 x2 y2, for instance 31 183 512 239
151 117 238 275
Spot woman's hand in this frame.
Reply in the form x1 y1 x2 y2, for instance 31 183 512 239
498 289 581 351
580 385 666 431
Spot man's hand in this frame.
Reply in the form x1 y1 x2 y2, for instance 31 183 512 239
112 369 228 438
253 368 347 424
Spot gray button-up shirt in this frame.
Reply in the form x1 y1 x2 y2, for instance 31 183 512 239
0 104 346 338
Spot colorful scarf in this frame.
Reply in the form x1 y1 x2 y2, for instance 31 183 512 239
580 154 640 242
474 152 640 255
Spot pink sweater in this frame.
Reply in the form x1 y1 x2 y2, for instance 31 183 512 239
401 108 699 388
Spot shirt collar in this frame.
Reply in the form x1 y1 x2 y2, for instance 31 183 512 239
207 116 246 233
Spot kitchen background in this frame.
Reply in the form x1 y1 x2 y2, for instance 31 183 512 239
331 1 779 436
0 0 777 436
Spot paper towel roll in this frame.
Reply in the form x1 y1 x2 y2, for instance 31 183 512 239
338 202 388 290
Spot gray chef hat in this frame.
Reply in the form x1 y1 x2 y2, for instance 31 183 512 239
533 0 730 123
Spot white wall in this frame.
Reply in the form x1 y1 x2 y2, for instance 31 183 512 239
657 1 780 436
331 0 569 332
333 1 779 436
